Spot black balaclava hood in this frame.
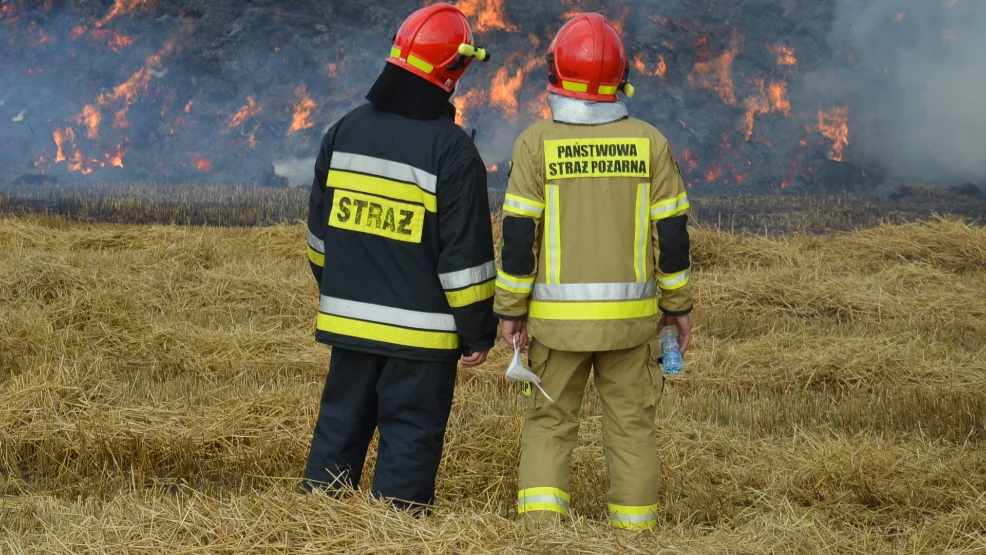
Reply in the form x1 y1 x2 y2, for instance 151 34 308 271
365 63 458 121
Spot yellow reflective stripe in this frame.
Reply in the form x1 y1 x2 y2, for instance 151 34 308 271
561 80 588 93
657 269 690 291
308 246 325 267
317 314 460 350
650 192 690 220
407 54 434 74
609 503 659 530
598 84 618 95
495 270 534 295
545 184 561 284
529 298 658 320
518 487 570 516
445 280 494 308
503 193 545 218
327 170 437 213
389 46 401 58
633 183 649 282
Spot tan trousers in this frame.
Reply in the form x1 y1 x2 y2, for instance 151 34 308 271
516 338 665 530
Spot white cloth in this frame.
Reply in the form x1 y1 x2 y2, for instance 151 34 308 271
505 336 554 403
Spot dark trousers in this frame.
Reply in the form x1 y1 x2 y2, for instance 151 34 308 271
302 347 458 508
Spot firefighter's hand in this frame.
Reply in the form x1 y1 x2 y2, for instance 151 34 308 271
501 319 528 350
658 314 692 355
461 350 489 368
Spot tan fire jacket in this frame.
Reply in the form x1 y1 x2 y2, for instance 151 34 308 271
494 113 693 352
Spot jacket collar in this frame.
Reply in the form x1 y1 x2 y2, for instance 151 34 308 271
548 93 628 125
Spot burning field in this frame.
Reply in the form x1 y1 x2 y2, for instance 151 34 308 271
2 0 984 191
1 213 985 552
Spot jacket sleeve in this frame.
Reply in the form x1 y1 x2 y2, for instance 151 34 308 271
493 133 544 320
306 128 335 286
649 139 693 316
436 154 498 355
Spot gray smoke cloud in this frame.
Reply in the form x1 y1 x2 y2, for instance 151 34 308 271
827 0 986 186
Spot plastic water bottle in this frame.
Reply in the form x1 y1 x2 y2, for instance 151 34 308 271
661 326 683 375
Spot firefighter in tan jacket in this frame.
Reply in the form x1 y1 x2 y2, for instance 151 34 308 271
494 13 693 530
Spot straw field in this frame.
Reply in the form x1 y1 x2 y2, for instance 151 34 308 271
1 212 985 553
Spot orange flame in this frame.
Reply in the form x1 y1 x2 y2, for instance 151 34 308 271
767 44 797 66
76 105 102 139
184 100 193 113
818 106 849 161
327 63 338 79
893 12 905 23
487 164 498 172
454 0 518 32
53 127 71 163
453 89 488 127
191 155 211 173
655 55 667 78
247 123 261 149
95 0 155 28
491 55 542 116
633 53 647 75
228 96 262 132
106 144 126 168
688 29 744 106
529 89 551 120
743 80 790 141
288 86 317 134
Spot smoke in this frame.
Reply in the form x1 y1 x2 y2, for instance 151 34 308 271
274 157 316 188
826 0 986 185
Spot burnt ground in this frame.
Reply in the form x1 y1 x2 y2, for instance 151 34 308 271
1 180 983 234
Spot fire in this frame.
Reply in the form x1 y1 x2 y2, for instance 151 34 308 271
184 100 193 113
487 164 498 172
228 96 262 132
633 53 646 75
288 85 317 134
95 0 156 28
107 144 126 168
655 55 667 78
533 89 551 120
606 4 631 36
454 0 518 32
818 106 849 162
768 44 797 66
327 63 338 79
85 29 137 52
70 26 87 41
688 29 744 106
76 105 102 139
661 40 677 51
706 166 722 183
652 14 670 26
893 12 905 23
53 127 71 163
491 55 542 115
768 81 791 114
453 89 488 127
247 123 261 149
190 155 211 173
743 80 790 141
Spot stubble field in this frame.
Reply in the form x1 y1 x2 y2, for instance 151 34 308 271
1 194 985 553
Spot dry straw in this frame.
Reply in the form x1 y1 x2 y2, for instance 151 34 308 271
1 214 985 553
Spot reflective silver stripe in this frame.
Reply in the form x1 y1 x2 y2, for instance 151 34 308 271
546 184 560 284
548 93 628 125
532 281 657 301
330 152 438 194
650 193 690 219
519 495 571 509
496 274 534 293
438 261 496 290
634 183 649 281
503 196 544 216
307 229 324 254
657 269 690 290
319 296 456 331
610 512 658 524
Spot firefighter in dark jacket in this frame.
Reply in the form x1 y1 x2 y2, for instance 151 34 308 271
302 3 498 509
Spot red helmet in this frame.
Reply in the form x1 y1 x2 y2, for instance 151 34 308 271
546 13 635 102
387 3 490 93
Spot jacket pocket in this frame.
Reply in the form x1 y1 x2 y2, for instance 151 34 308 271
522 339 551 409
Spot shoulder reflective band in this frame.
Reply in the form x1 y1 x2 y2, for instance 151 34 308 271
656 268 690 291
545 184 561 284
608 503 659 531
503 193 545 218
529 298 658 321
518 487 570 517
495 270 534 295
544 138 650 180
307 229 325 267
439 261 496 290
330 152 438 193
650 192 690 220
532 281 656 302
633 182 650 282
318 296 459 351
